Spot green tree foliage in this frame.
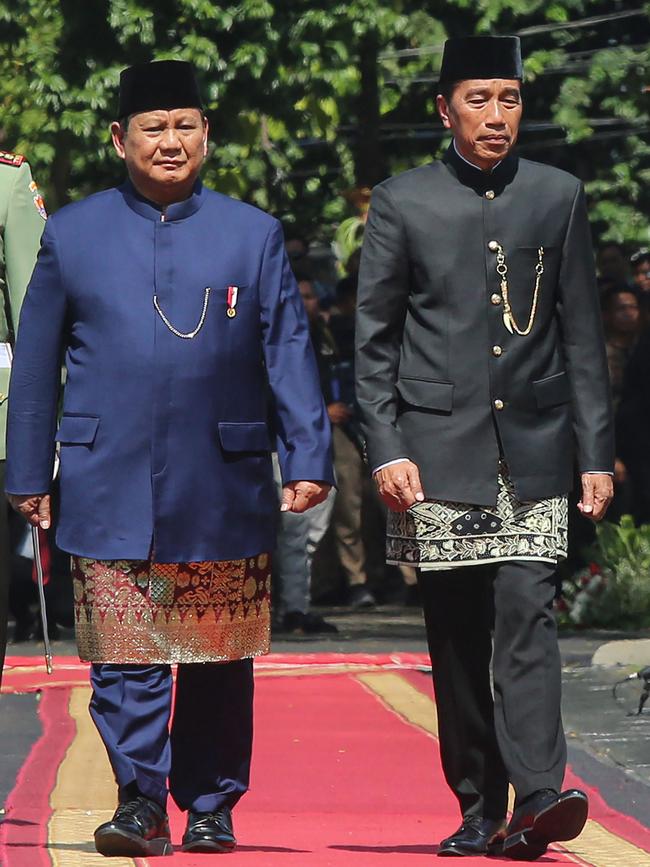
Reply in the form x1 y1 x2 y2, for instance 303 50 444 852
0 1 647 245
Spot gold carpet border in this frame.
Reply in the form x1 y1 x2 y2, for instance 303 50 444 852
48 686 136 867
356 671 650 867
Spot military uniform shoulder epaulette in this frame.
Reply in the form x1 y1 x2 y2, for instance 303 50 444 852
0 151 25 168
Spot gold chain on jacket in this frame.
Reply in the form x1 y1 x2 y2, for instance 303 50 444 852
153 288 212 339
495 245 544 336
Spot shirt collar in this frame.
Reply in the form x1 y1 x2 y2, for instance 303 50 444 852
442 141 518 195
453 139 502 173
120 177 206 222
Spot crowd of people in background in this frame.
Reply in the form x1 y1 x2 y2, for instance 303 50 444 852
599 243 650 525
6 228 650 640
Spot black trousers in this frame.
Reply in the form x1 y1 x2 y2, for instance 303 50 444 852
418 560 566 821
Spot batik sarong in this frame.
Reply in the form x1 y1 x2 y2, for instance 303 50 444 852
386 471 567 570
73 554 271 664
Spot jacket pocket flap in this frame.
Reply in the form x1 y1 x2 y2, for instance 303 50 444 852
55 415 100 444
218 421 271 452
396 376 454 412
533 371 571 409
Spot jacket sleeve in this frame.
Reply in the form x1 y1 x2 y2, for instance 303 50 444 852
557 183 614 473
4 162 46 332
5 219 66 495
259 219 334 485
355 183 410 470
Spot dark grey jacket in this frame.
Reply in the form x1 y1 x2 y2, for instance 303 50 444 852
355 145 614 505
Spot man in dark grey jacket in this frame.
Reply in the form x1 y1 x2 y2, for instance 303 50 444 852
356 36 613 860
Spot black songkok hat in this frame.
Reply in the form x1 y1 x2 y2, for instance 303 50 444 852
118 60 203 119
438 36 523 86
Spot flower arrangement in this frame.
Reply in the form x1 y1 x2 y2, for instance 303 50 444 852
557 562 610 625
558 516 650 628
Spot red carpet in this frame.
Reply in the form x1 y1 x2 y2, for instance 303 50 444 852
1 654 649 866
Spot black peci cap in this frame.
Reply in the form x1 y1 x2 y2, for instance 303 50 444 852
438 36 523 87
118 60 203 119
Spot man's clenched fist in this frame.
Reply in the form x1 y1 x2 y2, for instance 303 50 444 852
280 481 331 514
8 493 51 529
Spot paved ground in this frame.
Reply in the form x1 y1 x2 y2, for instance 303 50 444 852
3 606 650 832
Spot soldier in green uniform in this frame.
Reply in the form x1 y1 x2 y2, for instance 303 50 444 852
0 151 47 676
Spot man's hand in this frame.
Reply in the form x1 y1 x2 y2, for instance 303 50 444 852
327 402 352 425
8 493 51 529
374 460 425 512
281 481 331 514
578 473 613 523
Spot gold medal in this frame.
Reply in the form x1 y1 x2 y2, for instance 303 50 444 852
227 307 237 318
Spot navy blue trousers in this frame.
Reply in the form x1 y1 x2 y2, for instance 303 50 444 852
89 659 254 812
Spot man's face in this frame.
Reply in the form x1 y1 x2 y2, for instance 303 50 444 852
286 238 309 262
298 280 320 323
597 245 628 283
633 260 650 293
111 108 208 203
437 79 522 170
607 292 641 335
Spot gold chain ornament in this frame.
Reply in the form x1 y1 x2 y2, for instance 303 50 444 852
495 245 544 336
153 287 212 339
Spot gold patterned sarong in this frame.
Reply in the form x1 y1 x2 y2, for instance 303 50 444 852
386 471 568 570
72 554 271 664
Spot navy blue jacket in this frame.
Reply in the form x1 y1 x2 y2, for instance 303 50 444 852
6 180 334 561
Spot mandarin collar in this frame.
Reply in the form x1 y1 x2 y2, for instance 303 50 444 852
120 178 206 221
442 142 518 194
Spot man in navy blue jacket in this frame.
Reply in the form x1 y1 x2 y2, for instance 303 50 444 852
6 60 333 857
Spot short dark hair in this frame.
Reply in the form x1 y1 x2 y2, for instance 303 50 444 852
601 284 640 312
598 240 625 255
335 275 358 303
292 262 314 284
283 225 309 247
438 81 460 104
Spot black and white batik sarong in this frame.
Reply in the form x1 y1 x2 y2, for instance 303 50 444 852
386 471 568 570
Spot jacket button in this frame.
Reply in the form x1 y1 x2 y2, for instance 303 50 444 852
485 190 495 200
492 345 503 357
491 293 502 305
494 399 504 411
488 240 499 252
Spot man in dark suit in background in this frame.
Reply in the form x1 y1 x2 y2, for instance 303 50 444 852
356 36 613 860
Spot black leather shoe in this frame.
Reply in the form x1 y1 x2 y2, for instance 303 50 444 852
182 806 237 853
94 796 172 857
438 815 506 857
493 788 588 861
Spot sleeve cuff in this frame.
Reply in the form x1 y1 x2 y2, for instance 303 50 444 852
373 457 410 474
